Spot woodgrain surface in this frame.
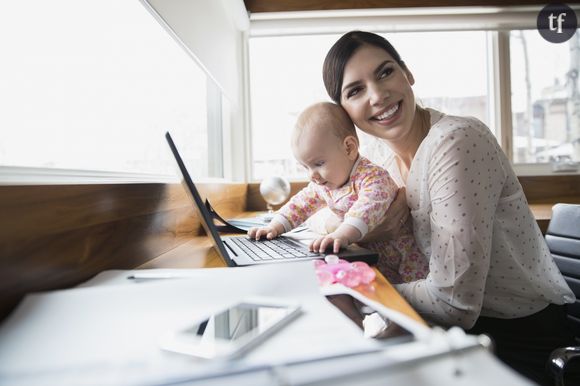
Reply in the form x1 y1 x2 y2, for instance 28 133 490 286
520 175 580 233
1 174 578 322
518 175 580 202
0 182 247 320
246 181 308 211
247 175 580 219
244 0 551 13
359 268 425 325
139 235 426 325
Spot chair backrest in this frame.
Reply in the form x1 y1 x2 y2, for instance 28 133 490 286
546 203 580 336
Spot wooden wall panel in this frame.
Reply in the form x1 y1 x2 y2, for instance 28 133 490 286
246 181 308 211
518 175 580 203
0 182 247 321
246 175 580 230
1 174 577 321
519 175 580 233
2 184 168 241
244 0 554 13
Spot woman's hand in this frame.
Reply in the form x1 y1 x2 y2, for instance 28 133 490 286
360 187 409 243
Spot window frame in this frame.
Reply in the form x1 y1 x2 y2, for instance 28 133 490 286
245 5 580 181
0 0 229 185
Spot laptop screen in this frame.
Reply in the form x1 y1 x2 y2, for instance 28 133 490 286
165 132 237 267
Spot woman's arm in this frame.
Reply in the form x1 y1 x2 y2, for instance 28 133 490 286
395 124 507 329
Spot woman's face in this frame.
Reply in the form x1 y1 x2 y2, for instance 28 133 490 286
340 45 416 142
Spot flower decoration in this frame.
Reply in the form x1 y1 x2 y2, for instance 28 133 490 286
314 255 376 288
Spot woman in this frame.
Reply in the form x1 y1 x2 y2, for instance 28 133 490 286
322 30 575 384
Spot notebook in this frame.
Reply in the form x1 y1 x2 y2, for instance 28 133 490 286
165 132 378 267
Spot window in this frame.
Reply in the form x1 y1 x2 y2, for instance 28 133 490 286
248 6 580 180
0 0 218 178
510 30 580 164
389 32 490 129
249 31 489 180
249 34 339 180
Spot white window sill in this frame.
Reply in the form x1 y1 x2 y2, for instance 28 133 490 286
0 166 179 185
513 163 580 176
2 164 578 185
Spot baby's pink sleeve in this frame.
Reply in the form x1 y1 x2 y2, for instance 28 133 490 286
343 166 397 237
275 183 326 231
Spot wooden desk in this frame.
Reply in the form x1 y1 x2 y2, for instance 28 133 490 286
140 234 427 326
3 177 577 323
529 198 580 234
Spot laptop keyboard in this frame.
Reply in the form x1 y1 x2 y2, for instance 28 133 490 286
230 237 321 261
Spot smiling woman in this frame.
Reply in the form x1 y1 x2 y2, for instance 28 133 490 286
322 30 577 385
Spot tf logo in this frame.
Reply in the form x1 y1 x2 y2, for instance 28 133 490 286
537 3 578 43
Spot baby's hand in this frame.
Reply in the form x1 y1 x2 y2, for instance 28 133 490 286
310 234 349 254
247 223 283 240
310 224 361 253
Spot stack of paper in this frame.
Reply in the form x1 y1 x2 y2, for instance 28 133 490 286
0 261 532 386
0 262 380 385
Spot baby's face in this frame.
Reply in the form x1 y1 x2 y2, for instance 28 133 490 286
293 127 356 190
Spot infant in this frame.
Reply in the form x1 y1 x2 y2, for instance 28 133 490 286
248 102 428 283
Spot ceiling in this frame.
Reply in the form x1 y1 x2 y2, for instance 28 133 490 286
243 0 554 14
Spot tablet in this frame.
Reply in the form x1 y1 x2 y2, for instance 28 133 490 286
159 300 302 359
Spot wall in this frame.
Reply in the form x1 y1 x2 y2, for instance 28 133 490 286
145 0 246 104
1 175 578 322
247 175 580 234
244 0 567 13
0 182 247 322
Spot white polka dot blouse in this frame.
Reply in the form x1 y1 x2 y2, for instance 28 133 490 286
363 108 575 329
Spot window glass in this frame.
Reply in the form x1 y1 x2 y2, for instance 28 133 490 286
249 31 489 180
510 30 580 164
390 31 490 129
250 34 339 181
0 1 210 177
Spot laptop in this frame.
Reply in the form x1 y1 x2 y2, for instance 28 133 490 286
165 132 378 267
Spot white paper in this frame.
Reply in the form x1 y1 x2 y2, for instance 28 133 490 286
0 262 530 386
0 262 380 386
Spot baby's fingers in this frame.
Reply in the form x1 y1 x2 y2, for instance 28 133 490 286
248 227 258 238
310 237 323 252
333 238 342 253
318 237 334 253
254 228 269 240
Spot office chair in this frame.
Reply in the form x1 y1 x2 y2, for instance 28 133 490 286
545 203 580 386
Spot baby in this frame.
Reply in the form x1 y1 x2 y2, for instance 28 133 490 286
248 102 428 284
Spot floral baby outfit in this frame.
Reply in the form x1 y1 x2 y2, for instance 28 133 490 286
272 156 429 284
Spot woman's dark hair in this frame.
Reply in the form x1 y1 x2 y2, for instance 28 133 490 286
323 31 405 105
